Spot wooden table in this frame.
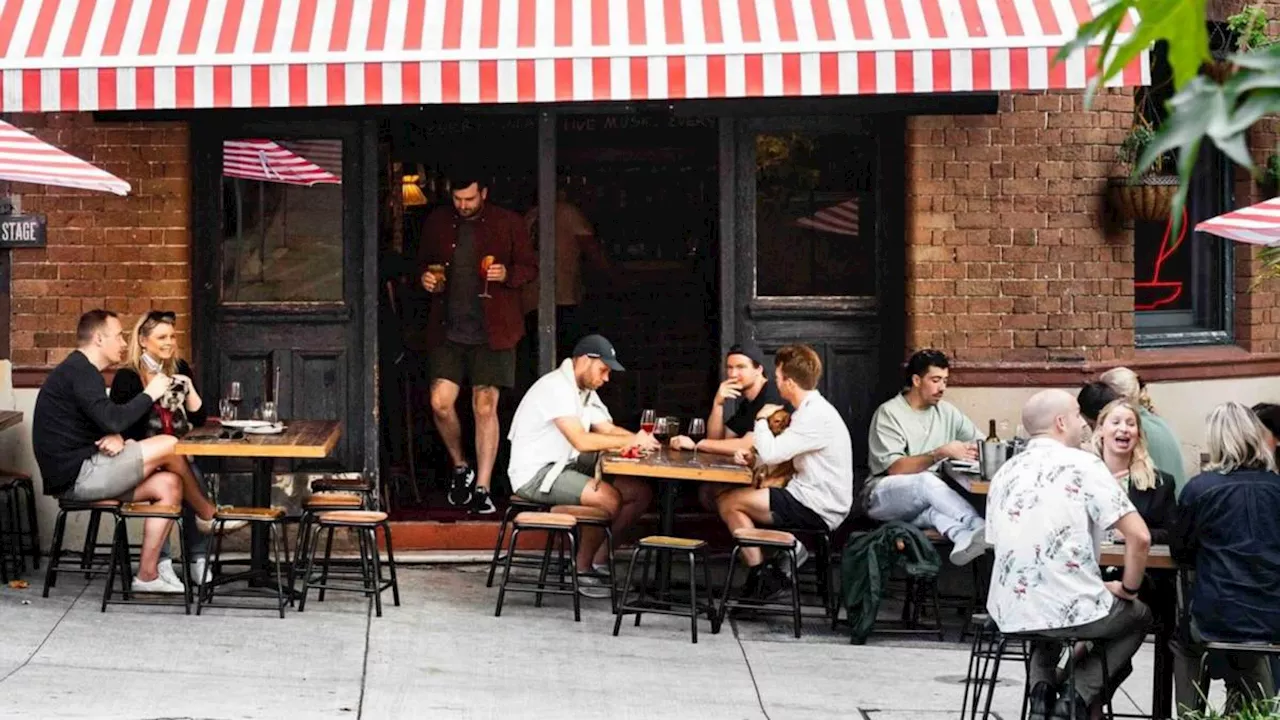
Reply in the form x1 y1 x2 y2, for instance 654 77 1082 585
0 410 23 433
177 420 342 586
940 461 989 495
1098 542 1177 719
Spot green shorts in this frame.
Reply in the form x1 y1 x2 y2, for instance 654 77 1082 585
429 340 516 389
515 453 602 507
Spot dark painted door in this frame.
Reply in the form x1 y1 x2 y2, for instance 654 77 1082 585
192 119 378 496
727 116 905 473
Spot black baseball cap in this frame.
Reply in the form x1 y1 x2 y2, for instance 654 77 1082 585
572 334 625 371
727 342 766 369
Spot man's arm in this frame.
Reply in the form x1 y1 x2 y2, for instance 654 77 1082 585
588 420 634 438
554 417 646 453
1110 511 1151 597
75 368 156 434
504 215 538 288
696 434 754 456
753 414 827 466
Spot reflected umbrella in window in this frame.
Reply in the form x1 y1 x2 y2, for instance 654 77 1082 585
794 198 859 237
1197 196 1280 286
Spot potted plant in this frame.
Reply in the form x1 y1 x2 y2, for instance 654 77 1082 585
1108 121 1180 222
1207 4 1278 79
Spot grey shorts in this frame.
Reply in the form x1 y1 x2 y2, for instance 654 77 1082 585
515 453 602 507
62 442 145 503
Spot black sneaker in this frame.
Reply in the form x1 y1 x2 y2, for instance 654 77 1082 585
1050 686 1088 720
447 466 475 506
754 565 791 602
740 566 763 598
1028 682 1057 720
468 487 497 515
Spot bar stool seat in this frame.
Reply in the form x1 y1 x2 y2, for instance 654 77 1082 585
732 528 795 547
310 474 374 494
297 508 400 617
303 493 365 509
58 499 122 511
317 510 388 525
549 505 610 522
213 506 286 522
513 511 576 529
42 499 123 596
198 506 291 618
494 513 582 622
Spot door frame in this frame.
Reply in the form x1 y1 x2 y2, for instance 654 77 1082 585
190 117 380 479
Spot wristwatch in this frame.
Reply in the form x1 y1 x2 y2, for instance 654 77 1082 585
1121 582 1141 596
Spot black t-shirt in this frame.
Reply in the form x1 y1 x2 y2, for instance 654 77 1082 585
109 358 208 442
725 380 790 438
446 219 487 345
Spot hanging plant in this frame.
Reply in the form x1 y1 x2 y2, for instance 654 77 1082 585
1205 5 1278 80
1258 154 1280 198
1108 121 1180 223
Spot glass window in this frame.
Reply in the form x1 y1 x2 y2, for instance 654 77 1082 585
754 132 876 297
220 139 344 303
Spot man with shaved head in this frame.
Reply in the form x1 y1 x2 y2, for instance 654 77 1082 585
986 390 1153 720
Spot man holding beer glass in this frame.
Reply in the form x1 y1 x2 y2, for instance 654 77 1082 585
419 170 537 514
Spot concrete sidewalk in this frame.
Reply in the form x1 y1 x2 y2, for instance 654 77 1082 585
0 564 1174 720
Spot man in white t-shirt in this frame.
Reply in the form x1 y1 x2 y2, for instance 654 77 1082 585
507 334 658 598
987 389 1152 720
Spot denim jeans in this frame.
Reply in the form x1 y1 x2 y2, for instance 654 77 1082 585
865 471 983 540
159 459 211 562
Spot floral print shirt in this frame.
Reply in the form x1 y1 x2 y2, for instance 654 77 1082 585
986 438 1136 633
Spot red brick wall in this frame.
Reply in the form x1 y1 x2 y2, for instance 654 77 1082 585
4 113 192 367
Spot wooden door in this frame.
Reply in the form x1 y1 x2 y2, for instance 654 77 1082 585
191 120 378 494
726 116 906 473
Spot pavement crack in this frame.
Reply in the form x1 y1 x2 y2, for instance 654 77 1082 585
732 619 773 720
356 598 373 719
0 580 91 686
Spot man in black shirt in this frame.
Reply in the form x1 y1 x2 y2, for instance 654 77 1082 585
33 310 212 594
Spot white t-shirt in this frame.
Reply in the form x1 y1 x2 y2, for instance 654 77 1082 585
507 359 612 492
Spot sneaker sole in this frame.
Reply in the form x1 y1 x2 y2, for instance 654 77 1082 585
448 476 474 506
949 528 988 566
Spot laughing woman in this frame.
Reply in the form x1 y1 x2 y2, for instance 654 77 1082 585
1091 398 1177 542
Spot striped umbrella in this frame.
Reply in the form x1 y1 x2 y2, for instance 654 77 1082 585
1195 197 1280 246
223 140 341 186
0 119 130 195
795 198 859 237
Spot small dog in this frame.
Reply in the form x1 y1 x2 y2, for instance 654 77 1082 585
146 376 192 437
750 408 796 489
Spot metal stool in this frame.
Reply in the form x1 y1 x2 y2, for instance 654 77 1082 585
297 510 400 617
308 473 376 507
197 506 291 618
549 504 616 609
293 492 366 589
717 528 803 638
614 535 716 644
0 471 40 574
494 512 581 622
485 494 545 587
961 613 1030 720
773 526 834 618
101 503 191 613
42 499 125 596
1000 631 1115 720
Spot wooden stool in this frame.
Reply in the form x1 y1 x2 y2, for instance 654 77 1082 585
102 503 191 614
613 536 716 644
485 494 546 588
1001 631 1115 720
494 512 581 622
197 506 291 619
0 470 39 576
550 504 616 608
42 499 124 597
297 510 400 617
308 473 376 507
293 492 367 588
717 528 803 639
772 526 834 619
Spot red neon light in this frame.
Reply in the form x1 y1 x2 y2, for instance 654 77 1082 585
1134 208 1188 311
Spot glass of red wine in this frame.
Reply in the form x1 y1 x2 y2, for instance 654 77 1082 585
688 418 706 458
640 409 656 435
652 416 670 445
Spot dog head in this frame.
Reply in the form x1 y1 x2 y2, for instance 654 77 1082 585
766 408 791 436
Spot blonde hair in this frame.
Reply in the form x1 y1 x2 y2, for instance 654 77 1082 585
1205 401 1278 474
1090 399 1159 491
1099 366 1156 414
127 312 180 378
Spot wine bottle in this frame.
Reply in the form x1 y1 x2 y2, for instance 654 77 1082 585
986 419 1000 443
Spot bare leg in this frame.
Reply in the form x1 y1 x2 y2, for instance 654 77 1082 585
576 481 622 571
430 379 466 467
717 487 774 567
593 477 652 567
698 483 729 512
136 436 216 520
129 471 183 581
472 386 500 492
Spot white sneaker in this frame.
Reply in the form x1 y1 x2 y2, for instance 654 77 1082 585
949 524 988 566
189 557 208 587
157 559 186 593
132 575 183 594
781 542 810 577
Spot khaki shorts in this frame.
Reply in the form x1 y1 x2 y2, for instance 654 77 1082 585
62 442 145 503
515 453 602 507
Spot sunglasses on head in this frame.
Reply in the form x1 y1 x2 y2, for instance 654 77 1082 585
146 310 177 324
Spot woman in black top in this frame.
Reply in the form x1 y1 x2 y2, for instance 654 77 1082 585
109 310 231 585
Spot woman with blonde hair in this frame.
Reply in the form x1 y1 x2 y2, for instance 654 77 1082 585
1171 402 1280 713
1098 367 1187 496
1090 399 1176 543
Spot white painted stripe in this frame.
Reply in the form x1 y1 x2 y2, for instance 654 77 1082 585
791 0 818 44
826 0 855 44
799 52 820 95
307 62 327 105
230 64 251 106
686 54 708 98
193 65 215 107
761 52 782 96
7 0 43 58
381 61 402 104
270 63 291 106
571 0 592 50
644 0 665 49
900 0 929 41
79 67 99 110
156 0 190 59
312 0 338 55
572 56 592 101
755 0 781 45
154 65 176 108
458 0 483 51
496 0 518 55
646 55 666 98
912 48 931 93
496 58 517 103
275 0 301 56
725 53 746 97
1028 47 1049 89
349 0 374 54
46 0 80 61
719 0 743 46
608 0 628 49
976 2 1006 42
39 68 60 111
533 57 554 102
874 50 894 94
950 48 973 92
115 66 136 109
420 60 441 104
990 47 1011 90
236 0 262 56
837 51 858 95
196 0 227 56
681 0 705 47
609 55 629 101
458 59 479 103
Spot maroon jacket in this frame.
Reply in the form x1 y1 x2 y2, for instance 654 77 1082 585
417 204 537 351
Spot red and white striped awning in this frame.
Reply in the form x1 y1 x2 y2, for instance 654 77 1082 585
1196 197 1280 247
223 139 341 186
0 0 1147 112
0 118 130 194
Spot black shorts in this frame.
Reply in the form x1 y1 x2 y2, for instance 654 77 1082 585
768 487 827 531
429 340 516 389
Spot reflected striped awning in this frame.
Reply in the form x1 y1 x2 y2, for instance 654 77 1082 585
1196 198 1280 247
223 139 341 186
0 118 130 194
0 0 1148 112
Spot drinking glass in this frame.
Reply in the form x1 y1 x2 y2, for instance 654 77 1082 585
262 401 278 424
218 398 234 422
427 263 447 292
688 418 706 458
652 416 671 444
640 409 656 435
479 255 495 298
666 417 681 440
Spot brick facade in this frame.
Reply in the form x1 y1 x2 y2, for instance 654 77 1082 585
4 113 192 366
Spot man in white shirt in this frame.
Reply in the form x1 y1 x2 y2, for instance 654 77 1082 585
863 349 988 565
507 335 658 598
987 389 1152 720
716 344 853 600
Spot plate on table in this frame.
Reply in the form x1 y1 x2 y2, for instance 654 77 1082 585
220 419 274 429
242 423 285 435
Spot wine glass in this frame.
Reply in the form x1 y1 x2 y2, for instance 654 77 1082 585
479 255 496 298
652 416 670 445
688 418 706 458
640 409 656 435
226 382 243 420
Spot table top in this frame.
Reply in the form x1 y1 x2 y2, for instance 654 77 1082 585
1099 543 1175 570
941 461 989 495
175 420 342 459
602 447 753 485
0 410 23 433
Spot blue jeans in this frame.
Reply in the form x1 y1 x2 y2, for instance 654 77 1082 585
866 471 983 540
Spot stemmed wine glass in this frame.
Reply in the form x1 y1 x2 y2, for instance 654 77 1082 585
640 409 656 435
479 255 495 298
688 418 706 458
226 381 243 421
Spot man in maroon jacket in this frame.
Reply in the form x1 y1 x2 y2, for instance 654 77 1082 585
418 172 537 514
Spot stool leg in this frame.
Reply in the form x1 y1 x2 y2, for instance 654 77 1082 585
603 526 616 613
495 527 521 618
271 522 286 619
981 639 1006 720
357 526 380 617
101 520 126 612
368 527 387 617
612 548 641 637
318 527 336 603
292 512 313 592
297 523 321 613
177 519 191 615
687 550 698 644
486 505 515 588
701 548 718 633
534 532 555 608
42 510 68 597
22 485 40 570
816 534 832 619
81 510 103 577
717 545 743 630
380 521 401 606
787 546 802 639
566 530 580 623
636 548 653 627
